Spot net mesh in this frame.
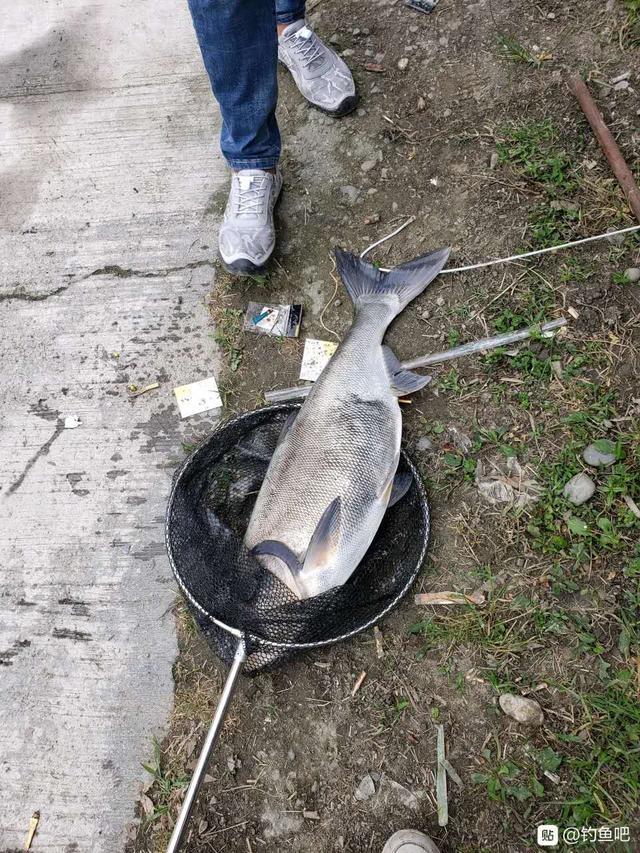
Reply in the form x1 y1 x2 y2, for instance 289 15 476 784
166 404 430 673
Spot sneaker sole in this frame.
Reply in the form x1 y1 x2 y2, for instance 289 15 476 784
315 93 358 117
219 254 271 277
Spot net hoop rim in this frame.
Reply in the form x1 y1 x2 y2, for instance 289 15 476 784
165 403 430 650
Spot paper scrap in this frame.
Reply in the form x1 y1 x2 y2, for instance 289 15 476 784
64 416 81 429
299 339 338 382
23 811 40 850
173 377 222 419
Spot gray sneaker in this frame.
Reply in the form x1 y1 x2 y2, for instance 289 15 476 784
278 21 357 116
218 169 283 275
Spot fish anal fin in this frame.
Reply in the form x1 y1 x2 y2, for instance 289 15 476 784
382 345 432 396
302 497 342 573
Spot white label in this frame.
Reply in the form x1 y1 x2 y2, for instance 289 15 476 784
299 338 338 382
173 377 222 419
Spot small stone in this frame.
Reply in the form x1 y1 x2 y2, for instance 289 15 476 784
381 168 389 179
563 472 596 506
499 693 544 726
361 159 377 173
329 34 340 45
287 749 295 760
340 185 360 203
398 57 409 71
489 151 499 170
334 299 342 307
583 441 616 467
417 436 433 453
447 426 472 454
342 48 354 57
354 773 376 801
613 80 630 91
605 228 625 245
392 201 398 212
226 756 236 773
624 267 640 283
417 96 426 111
443 108 452 118
436 296 444 306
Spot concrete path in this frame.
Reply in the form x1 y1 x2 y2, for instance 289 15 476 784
0 1 225 849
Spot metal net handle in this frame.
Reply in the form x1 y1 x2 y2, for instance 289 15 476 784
165 640 247 853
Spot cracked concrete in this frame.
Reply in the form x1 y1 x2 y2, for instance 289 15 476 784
0 1 226 850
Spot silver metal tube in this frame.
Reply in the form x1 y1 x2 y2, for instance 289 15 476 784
263 318 568 402
166 639 247 853
400 318 567 370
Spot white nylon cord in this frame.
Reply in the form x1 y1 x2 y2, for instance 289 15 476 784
362 224 640 274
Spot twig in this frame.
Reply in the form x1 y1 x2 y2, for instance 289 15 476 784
436 725 448 827
373 626 384 659
351 670 367 697
360 216 416 259
414 590 485 606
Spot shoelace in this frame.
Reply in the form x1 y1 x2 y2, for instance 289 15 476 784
287 30 324 69
235 176 269 217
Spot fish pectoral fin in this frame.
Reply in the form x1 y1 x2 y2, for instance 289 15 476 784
386 471 413 508
302 497 342 574
382 345 432 396
275 411 298 448
251 539 303 577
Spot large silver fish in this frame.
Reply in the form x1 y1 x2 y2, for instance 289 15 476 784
244 246 450 599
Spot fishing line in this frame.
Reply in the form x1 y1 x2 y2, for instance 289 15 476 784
362 224 640 273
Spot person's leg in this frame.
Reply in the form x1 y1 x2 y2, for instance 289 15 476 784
275 0 306 33
187 0 280 170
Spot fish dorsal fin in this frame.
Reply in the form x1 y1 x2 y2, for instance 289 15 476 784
382 346 432 396
275 411 298 448
302 496 342 574
251 539 303 576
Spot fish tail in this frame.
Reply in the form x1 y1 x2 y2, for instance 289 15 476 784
334 246 450 318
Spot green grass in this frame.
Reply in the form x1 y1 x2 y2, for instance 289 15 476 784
496 121 585 247
212 307 244 372
141 738 189 822
496 121 578 194
497 34 543 67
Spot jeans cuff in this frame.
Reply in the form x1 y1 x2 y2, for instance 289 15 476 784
276 9 305 25
226 156 280 170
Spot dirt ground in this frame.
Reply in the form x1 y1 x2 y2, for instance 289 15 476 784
133 1 639 851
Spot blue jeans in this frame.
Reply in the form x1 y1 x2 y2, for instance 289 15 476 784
188 0 306 170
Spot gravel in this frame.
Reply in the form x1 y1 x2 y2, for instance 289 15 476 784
583 441 617 467
499 693 544 726
563 472 596 505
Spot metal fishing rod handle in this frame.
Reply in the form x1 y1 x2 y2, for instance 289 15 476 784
166 639 247 853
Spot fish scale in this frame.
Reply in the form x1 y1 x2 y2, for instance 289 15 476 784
244 245 450 598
